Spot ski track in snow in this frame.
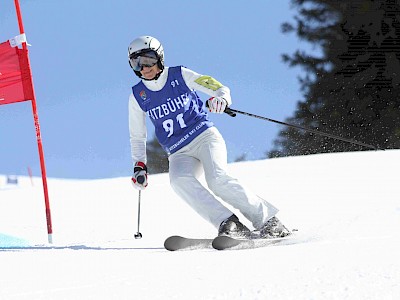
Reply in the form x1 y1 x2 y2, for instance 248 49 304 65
1 150 400 299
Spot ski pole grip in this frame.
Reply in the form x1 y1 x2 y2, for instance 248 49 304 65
205 100 236 117
137 175 145 185
224 107 237 117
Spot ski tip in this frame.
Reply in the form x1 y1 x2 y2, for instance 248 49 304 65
212 235 242 250
164 235 214 251
164 235 184 251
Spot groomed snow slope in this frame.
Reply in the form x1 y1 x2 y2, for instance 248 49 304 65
1 150 399 299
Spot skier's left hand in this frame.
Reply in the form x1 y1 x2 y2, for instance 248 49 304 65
207 97 227 114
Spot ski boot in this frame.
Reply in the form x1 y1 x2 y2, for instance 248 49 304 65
259 216 291 238
218 214 250 238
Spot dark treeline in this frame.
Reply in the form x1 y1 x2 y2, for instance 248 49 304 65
269 0 400 157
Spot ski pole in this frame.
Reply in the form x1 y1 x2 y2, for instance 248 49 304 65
223 107 379 150
134 189 143 239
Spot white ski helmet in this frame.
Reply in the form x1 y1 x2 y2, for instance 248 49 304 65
128 36 165 79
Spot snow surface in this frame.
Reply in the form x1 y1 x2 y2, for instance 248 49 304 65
1 150 400 300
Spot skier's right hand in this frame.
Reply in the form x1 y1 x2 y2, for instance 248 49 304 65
131 161 148 190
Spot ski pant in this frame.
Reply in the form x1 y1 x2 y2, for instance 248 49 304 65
168 127 278 230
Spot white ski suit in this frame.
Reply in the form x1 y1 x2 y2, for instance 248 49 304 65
129 66 278 229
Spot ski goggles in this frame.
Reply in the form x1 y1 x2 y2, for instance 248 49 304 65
129 50 158 71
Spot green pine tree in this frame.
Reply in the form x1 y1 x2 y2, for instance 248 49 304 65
146 134 169 174
269 0 400 158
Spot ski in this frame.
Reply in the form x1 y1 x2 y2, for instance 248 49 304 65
164 230 297 251
164 235 213 251
212 232 296 251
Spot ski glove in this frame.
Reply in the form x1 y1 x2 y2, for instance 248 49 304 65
207 97 227 114
131 161 148 190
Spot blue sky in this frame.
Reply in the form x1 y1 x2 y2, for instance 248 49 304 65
0 0 315 179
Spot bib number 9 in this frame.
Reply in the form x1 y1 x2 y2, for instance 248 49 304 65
163 113 187 137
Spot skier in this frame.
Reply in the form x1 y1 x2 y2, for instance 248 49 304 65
128 35 289 238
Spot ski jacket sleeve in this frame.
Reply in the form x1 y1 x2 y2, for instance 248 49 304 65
181 67 232 106
129 92 147 164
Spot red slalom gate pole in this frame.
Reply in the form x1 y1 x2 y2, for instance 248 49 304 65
14 0 53 243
